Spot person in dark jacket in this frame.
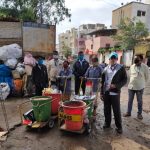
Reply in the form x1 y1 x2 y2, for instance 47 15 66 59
101 52 127 134
73 51 89 95
32 56 48 96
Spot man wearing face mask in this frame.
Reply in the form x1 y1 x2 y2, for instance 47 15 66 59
47 51 63 87
85 56 103 93
32 56 48 96
124 54 149 120
73 51 89 95
101 52 127 134
85 56 103 118
58 60 72 100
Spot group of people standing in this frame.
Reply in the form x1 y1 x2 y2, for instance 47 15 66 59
18 50 150 134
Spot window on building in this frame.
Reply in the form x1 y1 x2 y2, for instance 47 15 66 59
79 41 85 45
91 44 93 49
137 10 141 16
142 11 146 16
137 10 146 17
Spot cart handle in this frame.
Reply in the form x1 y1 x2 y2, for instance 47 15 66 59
18 100 31 124
32 101 51 108
18 100 31 108
80 77 101 80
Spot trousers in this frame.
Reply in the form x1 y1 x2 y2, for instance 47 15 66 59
104 92 122 129
127 89 144 115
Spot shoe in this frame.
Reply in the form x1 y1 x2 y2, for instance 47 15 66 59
137 114 143 120
123 113 131 117
116 128 123 134
103 124 110 129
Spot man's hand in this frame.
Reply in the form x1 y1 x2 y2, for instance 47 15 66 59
110 84 116 89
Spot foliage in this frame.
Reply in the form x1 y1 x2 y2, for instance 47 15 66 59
113 18 149 50
98 46 122 53
62 44 72 58
0 7 18 18
0 0 71 24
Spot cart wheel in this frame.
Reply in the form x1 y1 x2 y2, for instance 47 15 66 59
48 120 54 128
26 126 32 131
87 126 91 133
85 123 91 134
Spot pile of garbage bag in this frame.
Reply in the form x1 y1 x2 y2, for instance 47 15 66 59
0 44 38 97
0 44 22 62
0 44 22 69
0 44 24 96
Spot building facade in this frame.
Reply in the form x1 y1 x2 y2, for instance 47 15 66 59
58 24 107 56
85 29 117 52
112 2 150 31
78 24 107 52
85 29 118 63
59 28 78 56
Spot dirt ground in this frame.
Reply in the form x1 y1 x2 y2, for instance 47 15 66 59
0 81 150 150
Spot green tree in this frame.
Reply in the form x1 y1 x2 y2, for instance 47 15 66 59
62 44 72 58
0 0 71 24
113 18 149 62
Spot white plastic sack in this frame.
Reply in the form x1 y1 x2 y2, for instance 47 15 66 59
24 53 36 66
0 83 10 100
5 58 17 69
16 63 25 75
0 44 22 61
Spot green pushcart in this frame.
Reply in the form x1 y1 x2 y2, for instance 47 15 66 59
18 96 56 129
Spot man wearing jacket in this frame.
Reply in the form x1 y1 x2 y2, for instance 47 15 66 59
73 51 89 95
101 52 127 134
32 56 48 96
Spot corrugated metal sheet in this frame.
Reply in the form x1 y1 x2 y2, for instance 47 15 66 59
0 21 56 56
23 24 55 55
0 21 22 46
23 22 51 29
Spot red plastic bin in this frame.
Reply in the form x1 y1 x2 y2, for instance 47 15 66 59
62 101 86 131
43 93 61 114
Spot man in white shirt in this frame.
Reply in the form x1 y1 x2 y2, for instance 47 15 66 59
124 54 149 119
47 51 63 87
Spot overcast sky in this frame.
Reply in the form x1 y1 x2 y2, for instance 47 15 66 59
56 0 134 42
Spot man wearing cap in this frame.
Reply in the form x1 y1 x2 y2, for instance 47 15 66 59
101 52 127 134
